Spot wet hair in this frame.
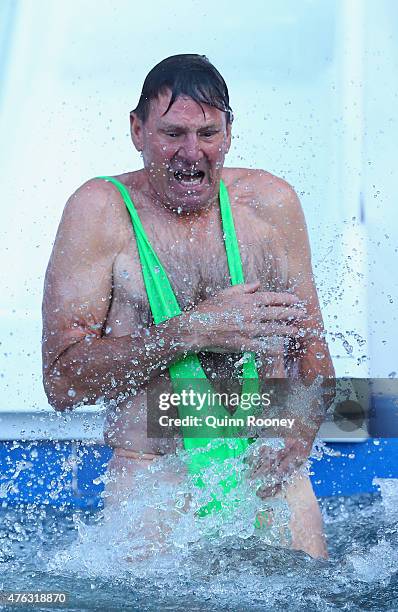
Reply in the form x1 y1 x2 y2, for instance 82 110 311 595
132 54 233 124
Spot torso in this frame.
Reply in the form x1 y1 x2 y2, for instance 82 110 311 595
98 167 327 559
102 167 290 453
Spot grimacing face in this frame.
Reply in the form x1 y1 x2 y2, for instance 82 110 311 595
130 90 232 212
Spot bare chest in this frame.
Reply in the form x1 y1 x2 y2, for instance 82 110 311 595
106 205 288 336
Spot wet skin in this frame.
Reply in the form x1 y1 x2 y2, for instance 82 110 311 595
42 92 334 558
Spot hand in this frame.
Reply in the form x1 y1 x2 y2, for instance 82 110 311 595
184 280 307 354
246 435 315 498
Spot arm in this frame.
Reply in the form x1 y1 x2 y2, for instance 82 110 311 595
248 176 335 494
260 179 334 383
280 183 335 427
253 174 334 383
281 186 335 384
42 179 200 411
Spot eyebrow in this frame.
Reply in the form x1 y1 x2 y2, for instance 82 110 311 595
159 123 221 131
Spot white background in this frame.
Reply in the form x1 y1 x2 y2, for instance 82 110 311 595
0 0 397 413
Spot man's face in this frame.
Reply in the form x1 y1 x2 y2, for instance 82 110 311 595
131 90 231 212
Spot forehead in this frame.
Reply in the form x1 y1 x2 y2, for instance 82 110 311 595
147 90 226 127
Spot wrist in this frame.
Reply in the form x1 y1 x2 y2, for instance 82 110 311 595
161 313 207 354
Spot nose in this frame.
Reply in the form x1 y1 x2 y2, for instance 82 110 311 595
177 133 203 163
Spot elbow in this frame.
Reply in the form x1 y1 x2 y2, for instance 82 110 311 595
43 363 79 411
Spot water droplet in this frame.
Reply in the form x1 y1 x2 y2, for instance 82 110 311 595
342 340 353 355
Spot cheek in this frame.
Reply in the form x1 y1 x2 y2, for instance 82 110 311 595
143 136 175 161
153 146 178 166
208 143 227 164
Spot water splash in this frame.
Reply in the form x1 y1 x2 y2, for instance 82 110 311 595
1 487 398 610
348 540 398 584
373 478 398 523
46 444 296 578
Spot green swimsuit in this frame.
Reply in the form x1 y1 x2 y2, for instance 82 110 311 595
99 176 262 521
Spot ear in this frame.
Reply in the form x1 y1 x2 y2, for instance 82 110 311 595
130 112 144 151
225 120 232 154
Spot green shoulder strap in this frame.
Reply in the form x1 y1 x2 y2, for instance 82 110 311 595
98 176 259 517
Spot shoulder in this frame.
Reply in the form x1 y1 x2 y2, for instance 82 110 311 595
59 173 138 251
223 167 303 224
63 174 130 220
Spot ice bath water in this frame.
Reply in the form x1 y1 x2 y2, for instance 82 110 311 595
1 488 397 611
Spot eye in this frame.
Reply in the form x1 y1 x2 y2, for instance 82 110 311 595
166 132 180 138
200 130 218 138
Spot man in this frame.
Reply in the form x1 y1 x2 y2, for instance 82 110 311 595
42 54 334 558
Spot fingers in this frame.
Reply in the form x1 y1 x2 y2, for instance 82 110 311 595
234 332 296 355
246 323 300 339
249 450 279 479
252 292 302 307
218 281 260 300
224 281 261 296
223 284 305 310
250 441 311 483
239 290 306 310
256 306 307 323
256 482 282 498
250 451 296 484
241 280 261 293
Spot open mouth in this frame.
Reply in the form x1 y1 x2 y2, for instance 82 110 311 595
173 170 205 185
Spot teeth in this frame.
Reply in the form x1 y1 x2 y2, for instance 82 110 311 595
174 170 203 183
174 170 204 183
